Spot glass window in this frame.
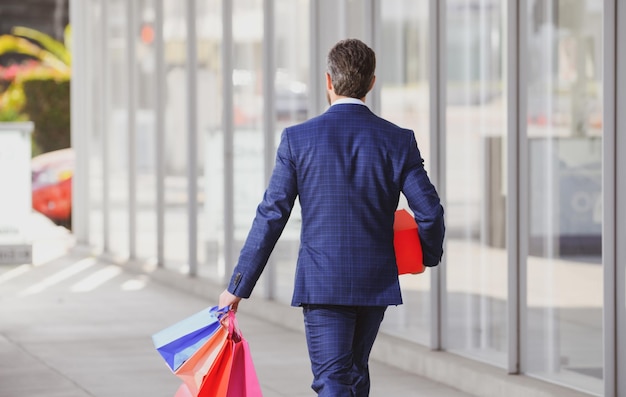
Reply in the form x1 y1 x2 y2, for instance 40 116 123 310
232 0 265 289
106 0 130 258
136 0 158 261
88 0 104 252
162 0 189 271
272 0 310 304
377 0 431 347
197 0 223 280
444 0 508 366
524 1 603 394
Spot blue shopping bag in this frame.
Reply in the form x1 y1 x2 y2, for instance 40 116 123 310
152 306 224 371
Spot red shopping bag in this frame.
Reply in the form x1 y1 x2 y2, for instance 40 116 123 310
197 338 235 396
394 209 425 275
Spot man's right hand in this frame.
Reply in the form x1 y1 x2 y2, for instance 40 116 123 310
219 289 242 312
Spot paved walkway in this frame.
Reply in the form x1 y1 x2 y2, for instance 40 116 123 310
0 214 473 397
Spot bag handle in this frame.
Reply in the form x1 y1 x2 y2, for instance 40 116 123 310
214 307 242 342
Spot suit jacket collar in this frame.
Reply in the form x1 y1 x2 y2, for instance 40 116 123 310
331 97 367 106
325 102 373 116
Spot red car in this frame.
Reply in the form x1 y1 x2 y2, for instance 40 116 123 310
31 148 73 229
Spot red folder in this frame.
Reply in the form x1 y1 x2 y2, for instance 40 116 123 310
394 209 425 275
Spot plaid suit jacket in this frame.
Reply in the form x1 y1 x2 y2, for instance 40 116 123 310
227 103 445 306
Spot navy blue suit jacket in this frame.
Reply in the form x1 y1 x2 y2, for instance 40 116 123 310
227 103 445 307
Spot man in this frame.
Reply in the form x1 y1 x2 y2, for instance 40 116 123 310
219 38 445 396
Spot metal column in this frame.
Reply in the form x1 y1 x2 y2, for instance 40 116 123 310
101 0 111 253
126 0 137 260
428 0 446 351
604 0 620 395
364 0 380 114
262 0 276 298
616 1 626 393
186 0 199 276
517 0 530 375
308 1 322 119
222 0 235 281
155 0 165 267
69 0 89 245
506 0 521 375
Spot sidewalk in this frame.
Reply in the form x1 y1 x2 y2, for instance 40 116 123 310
0 214 472 397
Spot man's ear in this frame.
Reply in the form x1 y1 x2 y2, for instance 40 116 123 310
326 72 333 91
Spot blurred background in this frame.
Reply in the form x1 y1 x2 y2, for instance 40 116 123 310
1 1 623 396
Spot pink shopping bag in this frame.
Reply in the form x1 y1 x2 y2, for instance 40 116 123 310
226 334 263 397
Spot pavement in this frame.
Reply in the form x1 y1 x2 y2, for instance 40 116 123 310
0 213 474 397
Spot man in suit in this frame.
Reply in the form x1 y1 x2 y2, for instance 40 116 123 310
219 38 445 396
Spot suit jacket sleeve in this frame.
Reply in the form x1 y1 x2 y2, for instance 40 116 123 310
227 129 298 298
401 133 445 266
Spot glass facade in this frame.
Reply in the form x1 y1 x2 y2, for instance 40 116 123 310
232 0 265 294
87 1 104 254
378 0 431 346
106 0 130 258
524 0 603 393
136 0 158 261
162 0 188 271
71 1 626 396
445 0 507 366
273 0 309 304
197 0 223 280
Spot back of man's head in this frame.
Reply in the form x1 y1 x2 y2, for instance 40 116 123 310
327 39 376 99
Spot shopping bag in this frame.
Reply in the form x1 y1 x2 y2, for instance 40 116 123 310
198 337 235 396
152 306 223 371
196 311 263 397
394 209 425 275
197 311 238 397
175 324 229 395
158 309 262 397
226 334 263 397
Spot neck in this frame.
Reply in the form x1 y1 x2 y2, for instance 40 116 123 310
329 94 366 105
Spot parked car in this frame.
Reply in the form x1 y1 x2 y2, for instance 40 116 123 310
31 148 73 229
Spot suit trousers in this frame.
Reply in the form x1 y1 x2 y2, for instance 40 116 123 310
302 304 387 397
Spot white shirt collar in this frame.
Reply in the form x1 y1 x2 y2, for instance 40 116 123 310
330 97 368 107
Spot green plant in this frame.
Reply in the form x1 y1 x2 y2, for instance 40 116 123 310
23 79 70 154
0 26 71 152
0 26 70 75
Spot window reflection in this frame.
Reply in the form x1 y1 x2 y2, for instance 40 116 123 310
525 1 603 394
88 1 104 251
444 0 507 366
232 0 265 291
107 0 130 257
197 0 223 280
136 0 158 261
377 0 431 346
272 0 310 305
163 0 189 271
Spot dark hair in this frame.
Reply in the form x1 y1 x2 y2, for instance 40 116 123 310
327 39 376 99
